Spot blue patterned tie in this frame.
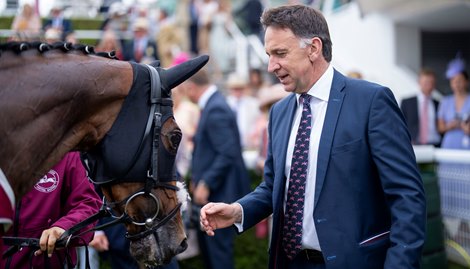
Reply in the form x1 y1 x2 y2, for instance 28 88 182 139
283 93 312 260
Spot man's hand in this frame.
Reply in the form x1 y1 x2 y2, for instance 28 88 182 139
193 181 210 205
200 202 242 236
34 226 65 257
89 231 109 252
462 119 470 135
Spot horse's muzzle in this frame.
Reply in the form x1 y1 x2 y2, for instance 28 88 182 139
177 238 188 254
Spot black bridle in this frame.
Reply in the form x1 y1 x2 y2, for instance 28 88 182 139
81 63 183 241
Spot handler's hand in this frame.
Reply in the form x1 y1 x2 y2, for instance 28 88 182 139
34 226 65 257
193 182 210 205
200 202 242 236
89 231 109 252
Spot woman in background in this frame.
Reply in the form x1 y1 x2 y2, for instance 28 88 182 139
437 54 470 149
10 3 42 41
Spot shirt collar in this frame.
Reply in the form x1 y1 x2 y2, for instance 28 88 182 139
417 91 433 102
296 64 333 104
198 84 217 109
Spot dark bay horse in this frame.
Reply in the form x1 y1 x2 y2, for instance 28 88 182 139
0 42 208 266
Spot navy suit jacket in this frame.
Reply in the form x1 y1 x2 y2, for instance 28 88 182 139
191 90 250 203
400 96 439 145
43 18 73 40
122 39 159 63
238 70 426 269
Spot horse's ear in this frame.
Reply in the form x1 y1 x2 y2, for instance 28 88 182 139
159 55 209 92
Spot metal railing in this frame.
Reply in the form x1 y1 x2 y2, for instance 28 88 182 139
226 20 268 80
415 145 470 267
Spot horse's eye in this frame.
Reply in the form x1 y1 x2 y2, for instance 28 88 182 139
170 132 182 146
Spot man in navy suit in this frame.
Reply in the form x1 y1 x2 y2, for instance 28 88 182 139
122 18 159 64
400 68 441 146
200 5 426 269
43 5 73 41
184 68 251 269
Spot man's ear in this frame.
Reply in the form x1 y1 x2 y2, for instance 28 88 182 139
309 37 323 62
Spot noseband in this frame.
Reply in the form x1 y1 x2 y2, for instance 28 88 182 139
81 63 182 241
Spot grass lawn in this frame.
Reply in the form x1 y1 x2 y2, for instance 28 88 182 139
102 250 469 269
450 262 470 269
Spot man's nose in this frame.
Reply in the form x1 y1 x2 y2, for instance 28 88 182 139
267 58 279 73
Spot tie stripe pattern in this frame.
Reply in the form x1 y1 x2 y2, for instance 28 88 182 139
283 93 312 260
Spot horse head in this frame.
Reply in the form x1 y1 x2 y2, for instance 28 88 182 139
81 56 208 266
0 42 207 266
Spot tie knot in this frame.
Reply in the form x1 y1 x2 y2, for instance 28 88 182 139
300 93 311 105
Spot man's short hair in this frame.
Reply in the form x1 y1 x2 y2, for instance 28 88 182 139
260 5 333 62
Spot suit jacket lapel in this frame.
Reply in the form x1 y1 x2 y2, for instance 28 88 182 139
273 94 297 212
315 70 346 209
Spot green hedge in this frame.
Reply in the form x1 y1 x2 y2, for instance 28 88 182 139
0 17 13 29
0 16 103 30
0 16 104 44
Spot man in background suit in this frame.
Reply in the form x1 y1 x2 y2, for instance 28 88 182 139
184 68 251 269
43 5 73 41
401 68 441 146
200 5 426 269
122 18 159 64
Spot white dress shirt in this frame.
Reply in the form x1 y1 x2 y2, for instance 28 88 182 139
284 65 333 251
198 84 217 109
235 66 333 251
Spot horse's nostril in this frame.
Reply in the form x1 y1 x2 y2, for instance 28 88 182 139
177 238 188 254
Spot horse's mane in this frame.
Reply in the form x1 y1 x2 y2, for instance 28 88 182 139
0 41 118 60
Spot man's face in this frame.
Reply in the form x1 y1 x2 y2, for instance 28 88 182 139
230 87 245 98
134 29 147 39
419 74 435 96
264 27 315 93
183 82 198 104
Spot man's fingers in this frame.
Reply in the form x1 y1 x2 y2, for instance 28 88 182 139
200 203 217 236
200 220 216 236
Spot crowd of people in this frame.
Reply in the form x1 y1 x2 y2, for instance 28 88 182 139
8 0 265 83
400 54 470 150
2 1 470 269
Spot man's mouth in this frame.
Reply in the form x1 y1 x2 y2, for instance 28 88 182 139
278 74 289 83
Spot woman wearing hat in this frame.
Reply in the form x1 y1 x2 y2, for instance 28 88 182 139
437 54 470 149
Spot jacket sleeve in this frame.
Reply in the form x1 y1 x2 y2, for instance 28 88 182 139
369 88 426 269
238 105 277 230
200 106 241 190
52 152 101 245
